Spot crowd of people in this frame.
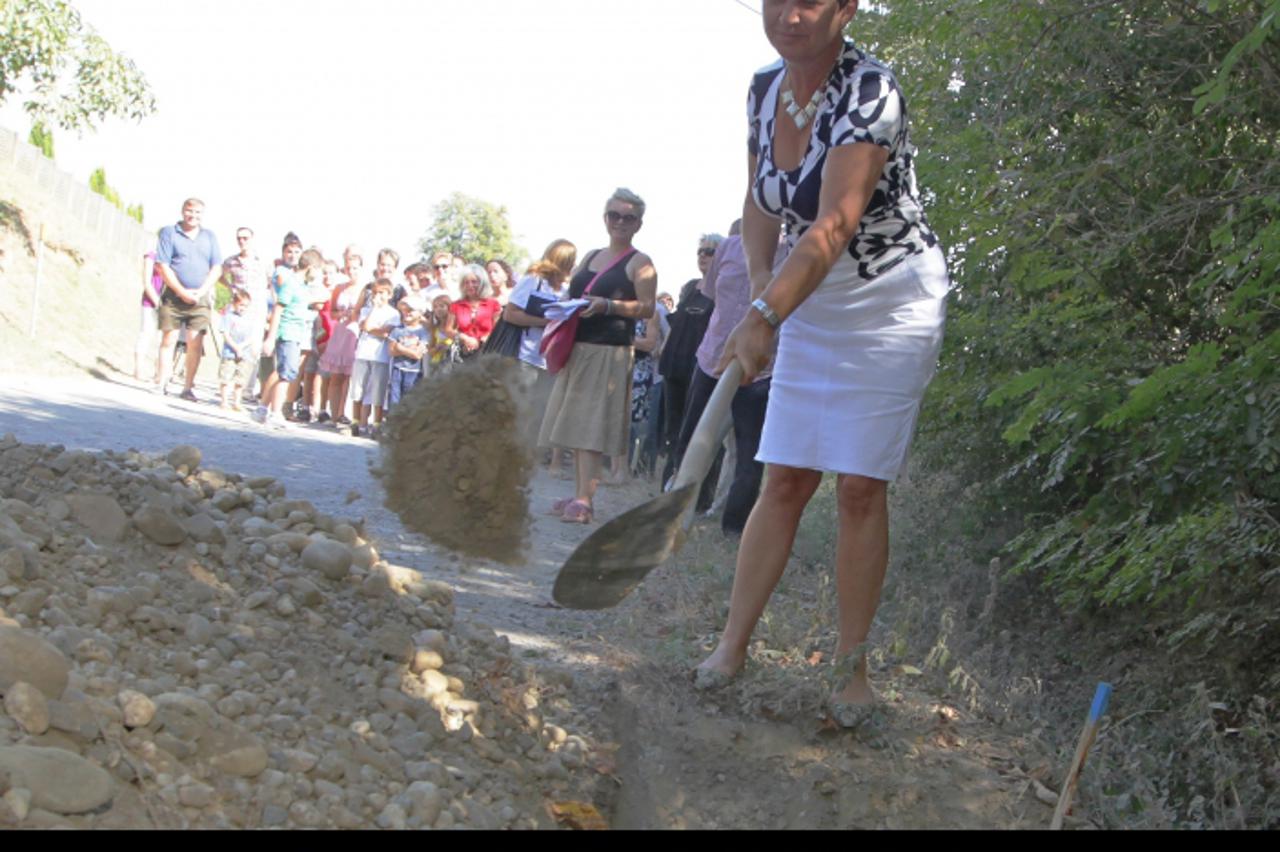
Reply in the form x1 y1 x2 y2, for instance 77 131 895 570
132 190 772 533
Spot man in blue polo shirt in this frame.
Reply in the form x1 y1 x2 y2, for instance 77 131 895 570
155 198 223 400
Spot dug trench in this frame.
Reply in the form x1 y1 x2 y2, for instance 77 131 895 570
0 367 1075 829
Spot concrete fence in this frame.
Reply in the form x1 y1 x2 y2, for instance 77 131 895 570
0 125 153 260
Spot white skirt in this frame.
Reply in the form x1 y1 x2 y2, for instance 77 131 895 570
757 246 949 481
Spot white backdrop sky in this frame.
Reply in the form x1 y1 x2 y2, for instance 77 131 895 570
2 0 777 289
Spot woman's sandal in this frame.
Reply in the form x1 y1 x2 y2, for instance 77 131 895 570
548 497 575 516
559 499 593 524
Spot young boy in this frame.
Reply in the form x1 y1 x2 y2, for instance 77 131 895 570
256 236 309 430
386 294 430 410
349 279 400 438
218 289 256 410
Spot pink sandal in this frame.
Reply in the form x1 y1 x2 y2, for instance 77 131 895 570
549 497 575 516
559 499 593 524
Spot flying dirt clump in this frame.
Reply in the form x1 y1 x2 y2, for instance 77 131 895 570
376 356 535 565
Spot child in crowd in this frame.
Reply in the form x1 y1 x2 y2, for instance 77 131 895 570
296 253 335 423
349 279 400 438
256 235 309 429
386 294 430 409
423 285 461 375
218 289 256 410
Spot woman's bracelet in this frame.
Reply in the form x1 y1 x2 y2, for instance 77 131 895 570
605 300 614 316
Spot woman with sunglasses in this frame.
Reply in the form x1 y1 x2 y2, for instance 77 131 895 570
539 187 658 524
694 0 951 731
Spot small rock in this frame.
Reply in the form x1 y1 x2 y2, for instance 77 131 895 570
133 505 188 546
66 493 129 543
2 787 31 823
0 626 70 699
377 801 407 830
373 627 414 663
301 539 353 581
261 803 288 826
274 595 296 617
166 445 202 472
117 690 156 728
0 746 114 814
185 614 214 646
411 649 444 674
3 682 50 735
178 783 215 808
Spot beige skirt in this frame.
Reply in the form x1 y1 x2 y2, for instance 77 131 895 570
538 342 633 456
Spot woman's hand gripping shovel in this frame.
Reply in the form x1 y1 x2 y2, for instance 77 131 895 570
551 361 744 609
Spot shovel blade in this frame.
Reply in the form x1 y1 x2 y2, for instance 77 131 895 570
551 485 697 610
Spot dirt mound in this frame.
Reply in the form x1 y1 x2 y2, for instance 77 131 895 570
377 356 534 565
0 435 604 829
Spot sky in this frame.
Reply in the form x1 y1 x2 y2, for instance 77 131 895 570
1 0 777 289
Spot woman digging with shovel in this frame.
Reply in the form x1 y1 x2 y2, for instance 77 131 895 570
693 0 951 729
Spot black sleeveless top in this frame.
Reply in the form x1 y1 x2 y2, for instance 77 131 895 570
568 250 637 346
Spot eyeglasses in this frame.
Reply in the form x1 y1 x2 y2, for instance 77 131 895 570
697 247 716 257
605 211 641 225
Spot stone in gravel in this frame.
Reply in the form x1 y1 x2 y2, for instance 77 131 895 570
420 670 450 698
411 649 445 674
46 700 100 741
66 493 129 543
2 787 32 823
276 749 318 773
133 505 188 546
183 513 222 543
351 543 379 571
166 445 202 472
118 690 156 728
261 804 288 826
3 682 50 735
9 587 48 618
185 614 214 646
0 746 113 814
200 727 268 778
178 783 215 808
377 801 408 830
301 539 352 581
243 590 274 610
274 595 297 617
289 578 323 608
0 626 69 699
373 626 414 663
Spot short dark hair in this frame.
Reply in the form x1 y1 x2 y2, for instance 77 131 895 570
282 231 303 251
236 226 254 237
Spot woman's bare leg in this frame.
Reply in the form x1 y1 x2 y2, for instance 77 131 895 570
698 464 822 676
830 474 889 706
328 374 349 420
574 449 603 506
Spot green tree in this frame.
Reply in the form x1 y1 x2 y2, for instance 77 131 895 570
27 120 54 158
418 192 526 267
1 0 156 131
854 1 1279 678
88 166 120 207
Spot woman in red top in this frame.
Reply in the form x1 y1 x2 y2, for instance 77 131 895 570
449 264 502 356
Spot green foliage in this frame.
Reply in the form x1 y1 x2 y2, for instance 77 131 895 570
88 166 142 223
27 120 53 158
418 192 526 268
0 0 156 131
856 0 1280 702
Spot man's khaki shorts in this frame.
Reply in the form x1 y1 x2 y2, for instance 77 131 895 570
158 295 211 333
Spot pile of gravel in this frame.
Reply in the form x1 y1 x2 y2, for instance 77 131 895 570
0 435 601 829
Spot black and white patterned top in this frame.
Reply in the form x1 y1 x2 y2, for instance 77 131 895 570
748 39 939 281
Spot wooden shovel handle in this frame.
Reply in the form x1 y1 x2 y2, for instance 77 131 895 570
672 361 743 493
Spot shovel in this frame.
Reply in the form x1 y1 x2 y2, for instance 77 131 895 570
551 361 744 609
